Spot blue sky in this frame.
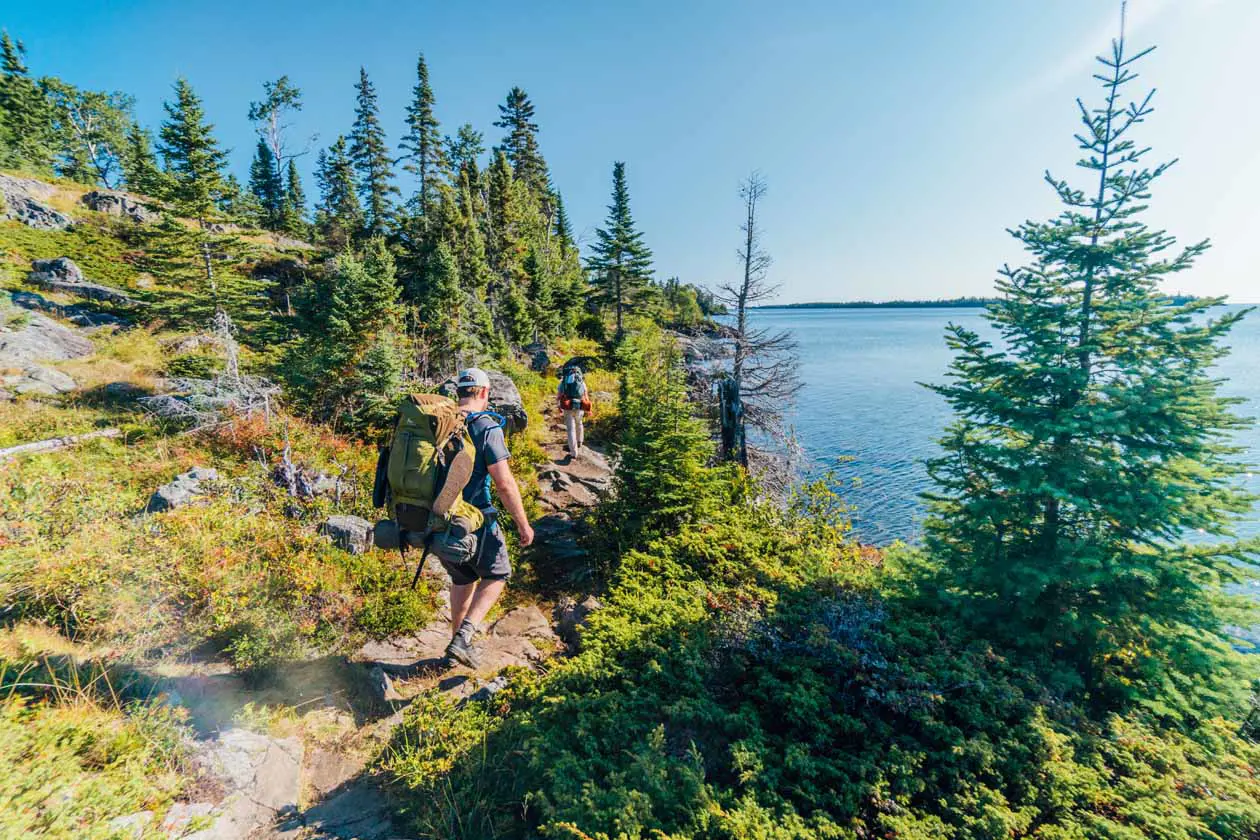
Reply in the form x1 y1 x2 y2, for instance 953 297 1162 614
7 0 1259 302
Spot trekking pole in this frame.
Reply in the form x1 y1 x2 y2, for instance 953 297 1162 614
409 530 436 590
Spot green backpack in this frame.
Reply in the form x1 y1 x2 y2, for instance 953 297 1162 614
373 394 484 579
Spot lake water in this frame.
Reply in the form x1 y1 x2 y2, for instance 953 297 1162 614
751 305 1260 545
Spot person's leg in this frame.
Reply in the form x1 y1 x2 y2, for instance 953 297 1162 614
564 408 578 454
462 578 507 627
575 409 585 450
449 581 476 636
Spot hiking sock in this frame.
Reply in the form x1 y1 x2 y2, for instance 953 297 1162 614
455 618 477 646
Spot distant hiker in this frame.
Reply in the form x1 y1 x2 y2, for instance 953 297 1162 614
444 367 534 667
557 364 592 456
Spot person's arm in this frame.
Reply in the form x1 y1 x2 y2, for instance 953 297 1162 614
488 460 534 546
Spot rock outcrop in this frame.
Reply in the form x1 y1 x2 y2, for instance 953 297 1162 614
11 290 129 331
80 190 158 224
0 309 93 364
524 341 550 372
320 514 373 555
28 257 138 306
0 173 73 230
146 467 218 513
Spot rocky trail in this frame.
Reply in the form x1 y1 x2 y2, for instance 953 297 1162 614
126 401 611 838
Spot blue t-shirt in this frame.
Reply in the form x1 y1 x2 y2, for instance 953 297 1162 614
463 412 509 512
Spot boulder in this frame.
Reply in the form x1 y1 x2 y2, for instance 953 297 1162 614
146 467 218 513
555 595 604 646
29 257 137 306
438 368 528 433
8 365 76 395
468 675 510 703
9 290 127 331
320 514 373 555
80 190 158 224
490 604 555 640
0 310 94 364
0 173 72 230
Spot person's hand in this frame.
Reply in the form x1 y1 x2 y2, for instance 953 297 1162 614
518 521 535 547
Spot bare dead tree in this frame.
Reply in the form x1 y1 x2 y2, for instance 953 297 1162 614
716 172 800 465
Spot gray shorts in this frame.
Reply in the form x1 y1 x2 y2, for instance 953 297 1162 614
440 521 511 586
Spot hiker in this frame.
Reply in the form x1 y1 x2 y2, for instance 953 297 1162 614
557 364 592 456
444 367 534 667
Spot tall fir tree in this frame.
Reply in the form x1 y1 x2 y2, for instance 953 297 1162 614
0 31 53 172
923 27 1258 717
156 78 260 322
286 238 404 434
314 136 363 250
552 191 574 254
283 158 307 236
493 86 547 193
400 53 446 220
445 122 484 182
587 161 653 341
248 136 284 229
120 123 168 197
348 67 397 239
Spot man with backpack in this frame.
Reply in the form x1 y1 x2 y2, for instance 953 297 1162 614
445 367 534 667
372 367 533 669
557 364 591 457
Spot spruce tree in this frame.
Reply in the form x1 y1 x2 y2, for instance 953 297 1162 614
552 192 574 253
248 136 284 229
587 161 653 341
120 123 167 197
493 86 547 192
283 158 307 236
314 136 362 250
158 78 228 221
348 67 397 238
445 123 484 182
0 31 53 172
400 53 446 220
924 27 1258 716
287 238 403 434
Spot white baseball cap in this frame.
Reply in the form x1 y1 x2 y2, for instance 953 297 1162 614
456 367 490 389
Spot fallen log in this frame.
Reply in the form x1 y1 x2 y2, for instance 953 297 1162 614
0 427 122 460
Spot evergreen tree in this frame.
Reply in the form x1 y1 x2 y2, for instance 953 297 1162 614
400 53 446 220
416 239 463 375
287 238 404 434
493 86 547 192
445 123 484 181
156 78 259 321
0 31 53 172
314 136 362 250
552 192 574 253
348 67 397 238
248 136 284 229
587 161 653 341
924 28 1258 716
120 123 167 197
283 158 307 236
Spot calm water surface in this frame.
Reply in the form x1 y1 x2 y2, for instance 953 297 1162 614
751 306 1260 545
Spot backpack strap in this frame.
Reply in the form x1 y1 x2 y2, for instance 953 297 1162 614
465 410 506 430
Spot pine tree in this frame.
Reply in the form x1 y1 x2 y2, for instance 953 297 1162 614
314 136 362 250
0 31 53 172
587 161 653 341
493 86 547 193
445 123 484 182
156 78 259 322
924 25 1258 716
416 239 463 375
348 67 397 238
286 238 404 434
400 53 446 220
283 158 307 236
552 192 574 253
248 137 284 229
120 123 167 197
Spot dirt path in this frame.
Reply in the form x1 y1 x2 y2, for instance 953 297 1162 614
158 398 616 839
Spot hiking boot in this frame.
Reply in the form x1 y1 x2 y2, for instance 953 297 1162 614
445 619 480 668
445 634 480 668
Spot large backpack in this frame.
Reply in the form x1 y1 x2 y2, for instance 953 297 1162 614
561 367 586 401
373 394 484 577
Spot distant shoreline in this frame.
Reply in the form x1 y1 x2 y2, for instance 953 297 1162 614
755 297 998 309
757 294 1212 309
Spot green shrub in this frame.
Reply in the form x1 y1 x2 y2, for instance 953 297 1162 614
164 351 221 379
